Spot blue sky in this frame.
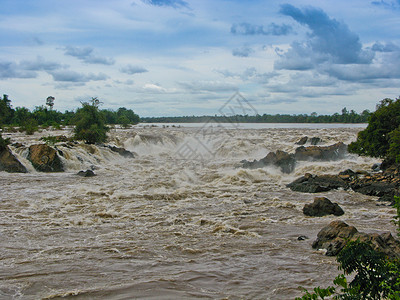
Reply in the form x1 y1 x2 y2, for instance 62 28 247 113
1 0 400 117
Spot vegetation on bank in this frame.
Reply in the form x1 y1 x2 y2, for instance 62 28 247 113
0 94 140 144
142 107 371 123
0 94 140 130
298 98 400 299
349 97 400 166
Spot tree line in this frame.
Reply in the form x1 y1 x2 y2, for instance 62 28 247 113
141 108 371 123
0 94 140 131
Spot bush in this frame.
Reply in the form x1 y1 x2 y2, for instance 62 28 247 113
73 98 109 144
348 98 400 161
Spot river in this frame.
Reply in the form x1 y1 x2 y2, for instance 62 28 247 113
0 123 395 299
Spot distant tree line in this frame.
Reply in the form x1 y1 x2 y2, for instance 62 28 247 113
0 94 140 130
141 107 371 124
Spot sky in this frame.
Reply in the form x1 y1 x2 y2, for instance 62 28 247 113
0 0 400 117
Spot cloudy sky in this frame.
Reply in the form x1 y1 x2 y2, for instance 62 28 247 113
1 0 400 117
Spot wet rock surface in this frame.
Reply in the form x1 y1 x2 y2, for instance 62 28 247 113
77 170 96 177
241 142 347 174
288 165 400 203
28 144 64 172
0 147 27 173
312 220 400 258
303 197 344 217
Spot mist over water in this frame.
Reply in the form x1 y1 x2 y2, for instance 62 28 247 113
0 124 395 299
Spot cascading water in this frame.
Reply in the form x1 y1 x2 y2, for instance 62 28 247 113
0 124 394 299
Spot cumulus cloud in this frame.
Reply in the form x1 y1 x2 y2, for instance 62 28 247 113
0 57 64 79
277 4 374 69
232 46 254 57
142 0 189 9
0 62 37 79
120 65 148 75
20 56 64 71
64 46 115 65
231 22 293 36
49 70 109 82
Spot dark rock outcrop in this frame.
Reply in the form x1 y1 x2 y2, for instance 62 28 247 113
310 137 322 145
28 144 64 172
0 147 27 173
303 197 344 217
104 145 134 158
77 170 96 177
287 173 349 193
241 150 295 173
296 136 308 145
312 220 400 258
294 142 347 161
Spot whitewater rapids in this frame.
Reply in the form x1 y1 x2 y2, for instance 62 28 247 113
0 124 395 299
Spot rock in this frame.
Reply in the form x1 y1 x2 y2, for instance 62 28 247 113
350 181 397 197
312 220 400 258
303 197 344 217
28 144 64 172
294 142 347 161
287 174 349 193
77 170 96 177
372 163 381 172
310 137 322 145
0 147 27 173
242 150 295 173
105 145 134 158
298 235 309 241
11 142 24 148
339 169 356 177
312 221 359 256
296 136 308 145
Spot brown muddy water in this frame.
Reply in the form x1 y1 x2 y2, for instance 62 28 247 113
0 124 395 299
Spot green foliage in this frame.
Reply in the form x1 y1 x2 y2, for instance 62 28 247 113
0 132 10 151
20 118 39 135
348 97 400 161
73 98 109 144
297 240 400 300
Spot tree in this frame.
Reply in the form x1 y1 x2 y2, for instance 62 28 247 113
73 98 109 144
46 96 55 110
348 97 400 162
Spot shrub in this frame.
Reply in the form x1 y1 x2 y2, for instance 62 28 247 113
73 98 109 144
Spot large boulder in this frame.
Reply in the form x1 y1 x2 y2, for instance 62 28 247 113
294 142 347 161
28 144 64 172
287 173 349 193
0 147 27 173
242 150 295 173
312 220 400 258
303 197 344 217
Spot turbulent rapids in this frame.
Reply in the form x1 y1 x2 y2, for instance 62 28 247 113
0 124 396 299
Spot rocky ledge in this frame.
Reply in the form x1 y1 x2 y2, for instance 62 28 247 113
312 220 400 258
241 142 347 174
287 165 400 204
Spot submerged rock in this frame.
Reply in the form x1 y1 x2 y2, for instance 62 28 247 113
0 147 27 173
295 136 308 145
312 220 400 258
28 144 64 172
303 197 344 217
77 170 96 177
